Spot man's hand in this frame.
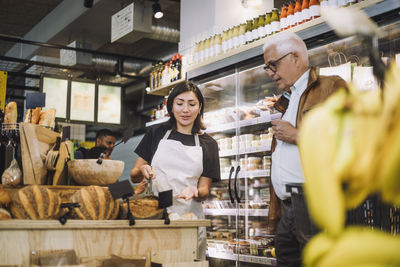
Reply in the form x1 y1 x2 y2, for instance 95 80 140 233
271 119 298 144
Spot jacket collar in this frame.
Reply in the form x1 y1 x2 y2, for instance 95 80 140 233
273 67 317 113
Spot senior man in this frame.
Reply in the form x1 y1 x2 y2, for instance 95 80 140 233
263 32 347 266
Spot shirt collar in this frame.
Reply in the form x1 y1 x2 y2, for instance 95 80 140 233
290 69 310 96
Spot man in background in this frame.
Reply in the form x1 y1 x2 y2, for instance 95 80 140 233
263 32 347 266
75 129 116 160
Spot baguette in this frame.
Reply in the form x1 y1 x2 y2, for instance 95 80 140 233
24 109 32 123
32 107 41 124
4 101 17 125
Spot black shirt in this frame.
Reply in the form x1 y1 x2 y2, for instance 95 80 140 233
134 123 221 182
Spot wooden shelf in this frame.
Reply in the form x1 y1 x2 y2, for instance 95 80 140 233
147 78 186 96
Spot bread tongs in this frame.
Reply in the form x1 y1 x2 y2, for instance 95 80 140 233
132 174 153 200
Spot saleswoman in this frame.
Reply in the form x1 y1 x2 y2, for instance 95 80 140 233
130 81 220 259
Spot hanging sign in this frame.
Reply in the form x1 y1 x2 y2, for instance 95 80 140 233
0 71 7 113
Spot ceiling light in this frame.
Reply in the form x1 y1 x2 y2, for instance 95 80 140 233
84 0 94 8
152 1 163 19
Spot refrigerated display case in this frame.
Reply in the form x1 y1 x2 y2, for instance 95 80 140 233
186 1 400 266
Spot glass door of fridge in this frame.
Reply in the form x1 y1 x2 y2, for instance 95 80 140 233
236 58 282 264
196 69 242 266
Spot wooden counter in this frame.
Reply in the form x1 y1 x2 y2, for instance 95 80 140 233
0 219 211 266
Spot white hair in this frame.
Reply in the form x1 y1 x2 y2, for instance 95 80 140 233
262 32 309 66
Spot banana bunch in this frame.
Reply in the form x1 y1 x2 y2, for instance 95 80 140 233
298 65 400 266
303 227 400 267
298 89 348 236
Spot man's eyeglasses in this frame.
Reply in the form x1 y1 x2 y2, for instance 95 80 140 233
263 52 293 73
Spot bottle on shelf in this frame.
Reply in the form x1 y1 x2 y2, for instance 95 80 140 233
193 42 200 64
233 26 240 49
245 20 253 44
227 27 234 51
176 53 182 80
163 96 168 117
280 6 288 32
257 15 266 40
270 9 280 34
302 0 311 23
199 40 205 62
309 0 321 20
265 12 272 37
222 30 228 53
286 3 295 29
215 34 222 56
294 0 302 26
239 24 246 47
150 108 156 121
252 16 259 41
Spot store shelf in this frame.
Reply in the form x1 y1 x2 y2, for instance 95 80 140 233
206 251 277 266
204 208 269 216
147 78 186 96
145 116 169 127
219 144 271 157
205 112 281 134
187 0 393 80
221 169 270 180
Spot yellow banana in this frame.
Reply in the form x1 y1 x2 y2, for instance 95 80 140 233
374 65 400 206
302 232 335 267
341 85 382 209
316 227 400 267
298 89 347 236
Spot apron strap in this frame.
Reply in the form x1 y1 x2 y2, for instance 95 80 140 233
162 129 172 140
194 134 200 147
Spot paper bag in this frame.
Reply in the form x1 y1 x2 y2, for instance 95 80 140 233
319 62 352 82
20 123 60 184
352 66 378 91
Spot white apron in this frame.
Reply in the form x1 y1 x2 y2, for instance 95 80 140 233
151 129 207 259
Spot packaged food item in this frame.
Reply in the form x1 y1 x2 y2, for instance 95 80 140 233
1 159 22 186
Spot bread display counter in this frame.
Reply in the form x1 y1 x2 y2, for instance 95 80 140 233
0 219 211 266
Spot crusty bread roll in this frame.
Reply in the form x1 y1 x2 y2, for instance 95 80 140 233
180 212 198 220
4 101 17 124
70 186 119 220
0 187 11 207
0 208 11 220
38 108 56 127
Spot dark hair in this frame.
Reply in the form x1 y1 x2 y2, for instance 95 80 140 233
96 129 115 140
167 81 206 134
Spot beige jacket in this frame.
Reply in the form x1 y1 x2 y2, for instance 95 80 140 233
267 67 347 233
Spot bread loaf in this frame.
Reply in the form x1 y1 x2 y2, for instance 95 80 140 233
0 187 11 207
120 196 163 219
39 108 56 127
4 101 17 127
24 109 32 123
70 186 119 220
10 185 61 219
0 208 11 220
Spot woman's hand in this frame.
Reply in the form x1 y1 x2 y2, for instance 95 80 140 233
134 180 147 195
140 164 156 180
178 186 199 200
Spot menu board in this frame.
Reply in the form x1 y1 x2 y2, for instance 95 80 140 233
42 77 68 118
98 84 121 124
70 81 95 121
